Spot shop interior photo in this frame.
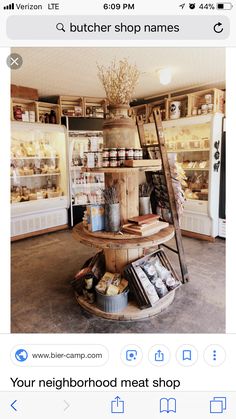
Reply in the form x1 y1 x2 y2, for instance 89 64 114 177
10 47 226 333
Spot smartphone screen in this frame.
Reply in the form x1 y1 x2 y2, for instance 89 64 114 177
0 0 235 417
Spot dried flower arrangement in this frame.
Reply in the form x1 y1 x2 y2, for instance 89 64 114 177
139 183 153 197
97 59 140 105
103 186 119 204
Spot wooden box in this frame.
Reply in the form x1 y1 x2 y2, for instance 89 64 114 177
36 102 60 124
166 95 189 120
58 95 84 117
11 98 37 122
124 248 181 309
124 159 161 168
11 84 38 100
188 88 225 115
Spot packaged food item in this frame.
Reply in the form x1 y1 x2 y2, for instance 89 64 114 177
13 106 22 121
106 284 119 296
165 276 178 291
126 148 134 160
205 93 212 104
151 277 168 298
29 111 36 122
109 148 118 159
22 111 29 122
118 279 129 293
152 258 171 281
87 204 105 232
142 259 169 298
134 266 159 305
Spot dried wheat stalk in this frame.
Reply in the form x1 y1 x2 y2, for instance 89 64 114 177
97 59 140 105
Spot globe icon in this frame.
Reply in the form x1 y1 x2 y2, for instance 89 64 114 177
15 349 28 362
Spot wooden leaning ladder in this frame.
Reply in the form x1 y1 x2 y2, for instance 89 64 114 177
137 109 190 283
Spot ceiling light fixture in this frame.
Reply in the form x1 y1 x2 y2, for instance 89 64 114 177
159 67 172 85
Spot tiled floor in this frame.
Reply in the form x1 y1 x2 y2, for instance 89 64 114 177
11 230 225 333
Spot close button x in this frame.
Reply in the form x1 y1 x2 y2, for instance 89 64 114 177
6 53 23 69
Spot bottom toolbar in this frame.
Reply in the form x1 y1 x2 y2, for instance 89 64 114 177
0 392 235 418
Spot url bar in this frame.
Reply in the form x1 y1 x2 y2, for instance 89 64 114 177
7 15 230 40
11 345 109 367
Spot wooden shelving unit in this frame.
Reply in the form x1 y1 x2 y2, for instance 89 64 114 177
73 111 189 320
131 87 224 122
58 95 107 118
11 98 60 124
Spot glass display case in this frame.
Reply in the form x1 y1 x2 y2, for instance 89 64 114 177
143 113 223 238
68 131 104 226
11 122 68 239
164 121 210 202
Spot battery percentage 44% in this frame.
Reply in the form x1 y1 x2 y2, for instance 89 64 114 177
199 3 216 9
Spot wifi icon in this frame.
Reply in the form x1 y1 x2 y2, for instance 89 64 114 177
3 2 15 9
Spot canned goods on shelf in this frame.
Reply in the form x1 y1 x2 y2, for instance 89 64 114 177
103 148 109 159
126 148 134 160
102 158 110 168
117 148 126 160
110 160 118 167
109 148 118 159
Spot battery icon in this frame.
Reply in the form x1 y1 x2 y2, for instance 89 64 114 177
217 2 233 9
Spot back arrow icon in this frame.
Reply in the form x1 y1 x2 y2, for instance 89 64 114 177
213 22 224 33
11 400 17 411
64 400 70 411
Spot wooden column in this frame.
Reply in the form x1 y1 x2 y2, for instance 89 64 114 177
105 169 139 225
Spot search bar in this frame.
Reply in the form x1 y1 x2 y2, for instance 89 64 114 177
7 15 230 40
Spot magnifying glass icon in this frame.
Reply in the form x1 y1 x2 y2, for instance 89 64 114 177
56 23 65 32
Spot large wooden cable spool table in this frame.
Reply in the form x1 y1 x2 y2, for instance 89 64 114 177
72 165 176 320
73 222 174 274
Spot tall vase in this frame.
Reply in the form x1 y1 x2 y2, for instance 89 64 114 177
139 197 151 216
105 203 121 232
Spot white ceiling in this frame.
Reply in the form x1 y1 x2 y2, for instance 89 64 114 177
11 47 225 100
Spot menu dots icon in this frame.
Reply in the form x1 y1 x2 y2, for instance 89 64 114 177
204 344 226 367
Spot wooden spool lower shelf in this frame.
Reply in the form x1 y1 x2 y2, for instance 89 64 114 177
73 223 174 273
75 291 175 321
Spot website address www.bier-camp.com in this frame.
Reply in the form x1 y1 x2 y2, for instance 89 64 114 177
31 351 103 360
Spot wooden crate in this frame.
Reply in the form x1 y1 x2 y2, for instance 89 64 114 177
148 99 168 122
84 96 107 118
36 102 60 124
11 98 37 122
188 88 225 115
124 159 161 168
58 95 84 117
130 104 149 123
11 84 38 100
166 94 189 120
